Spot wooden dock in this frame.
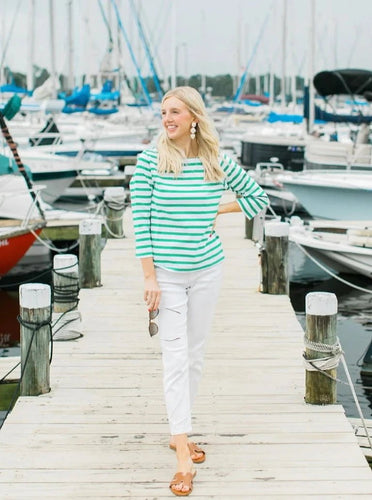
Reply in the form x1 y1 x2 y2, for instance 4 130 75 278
0 205 371 498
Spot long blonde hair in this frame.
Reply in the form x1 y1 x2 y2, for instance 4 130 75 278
157 86 225 182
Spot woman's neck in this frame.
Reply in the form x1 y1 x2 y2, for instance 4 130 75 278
174 139 198 158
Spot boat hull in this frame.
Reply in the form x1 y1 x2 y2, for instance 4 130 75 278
290 226 372 278
282 175 372 220
0 227 42 278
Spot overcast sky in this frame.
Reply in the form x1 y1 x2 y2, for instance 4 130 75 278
1 0 372 84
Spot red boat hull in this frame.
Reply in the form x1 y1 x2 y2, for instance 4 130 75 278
0 228 42 278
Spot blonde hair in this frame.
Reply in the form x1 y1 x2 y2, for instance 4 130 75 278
157 86 225 182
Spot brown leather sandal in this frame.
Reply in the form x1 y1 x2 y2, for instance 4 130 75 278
169 471 196 496
169 442 206 464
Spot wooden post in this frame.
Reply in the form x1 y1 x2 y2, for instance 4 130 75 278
262 221 289 294
52 254 82 341
103 187 125 238
53 254 79 313
19 283 51 396
245 217 254 239
252 208 267 244
305 292 338 405
79 219 102 288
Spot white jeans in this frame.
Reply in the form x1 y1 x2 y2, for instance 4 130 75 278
156 263 223 435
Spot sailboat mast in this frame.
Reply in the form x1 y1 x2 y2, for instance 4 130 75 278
307 0 315 134
170 1 177 89
49 0 57 97
27 0 35 92
67 0 74 91
281 0 287 111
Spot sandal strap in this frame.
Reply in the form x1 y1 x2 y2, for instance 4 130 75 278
188 442 205 456
170 472 194 489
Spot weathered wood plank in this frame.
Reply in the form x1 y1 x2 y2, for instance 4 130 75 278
0 202 371 498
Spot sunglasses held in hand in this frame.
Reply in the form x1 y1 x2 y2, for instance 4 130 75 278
148 309 159 337
148 307 181 337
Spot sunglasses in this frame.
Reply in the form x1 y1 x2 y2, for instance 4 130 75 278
148 308 159 337
148 307 181 337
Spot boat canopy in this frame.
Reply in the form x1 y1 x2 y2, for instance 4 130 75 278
314 69 372 97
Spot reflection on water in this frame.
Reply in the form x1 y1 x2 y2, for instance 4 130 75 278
289 245 372 419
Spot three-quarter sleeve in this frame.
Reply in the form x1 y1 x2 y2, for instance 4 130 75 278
221 153 269 219
129 152 154 258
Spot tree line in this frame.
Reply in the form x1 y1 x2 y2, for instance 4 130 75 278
8 66 305 100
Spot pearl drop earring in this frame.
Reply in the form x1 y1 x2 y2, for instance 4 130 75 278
190 122 197 140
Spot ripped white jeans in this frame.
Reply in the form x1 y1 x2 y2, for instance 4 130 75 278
156 263 223 435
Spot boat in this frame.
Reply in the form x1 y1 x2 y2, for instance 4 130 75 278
0 222 44 278
278 170 372 220
240 124 306 172
248 160 304 215
289 219 372 279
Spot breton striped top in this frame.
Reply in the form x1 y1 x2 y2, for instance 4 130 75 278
130 148 269 272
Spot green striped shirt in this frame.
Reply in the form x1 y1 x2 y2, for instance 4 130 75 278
130 148 269 272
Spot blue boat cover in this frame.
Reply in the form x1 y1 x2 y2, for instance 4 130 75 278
64 84 91 107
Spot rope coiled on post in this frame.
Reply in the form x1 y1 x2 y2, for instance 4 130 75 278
0 313 53 430
303 335 343 371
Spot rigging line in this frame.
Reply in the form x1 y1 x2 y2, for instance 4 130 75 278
0 0 23 76
293 240 372 294
97 0 114 50
110 0 152 107
138 0 169 81
129 0 163 97
340 354 372 451
233 1 274 103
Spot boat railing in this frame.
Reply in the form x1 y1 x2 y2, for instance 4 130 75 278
0 184 46 228
305 141 372 169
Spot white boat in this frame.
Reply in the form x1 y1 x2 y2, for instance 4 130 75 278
248 161 304 215
0 173 45 220
279 170 372 220
289 219 372 279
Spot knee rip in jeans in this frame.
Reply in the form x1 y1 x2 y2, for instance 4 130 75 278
162 335 181 342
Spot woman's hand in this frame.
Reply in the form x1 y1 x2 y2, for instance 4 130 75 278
144 276 161 311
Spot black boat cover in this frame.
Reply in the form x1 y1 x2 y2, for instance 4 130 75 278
313 69 372 97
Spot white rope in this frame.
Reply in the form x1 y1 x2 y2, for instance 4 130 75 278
52 310 83 341
303 335 372 451
303 335 343 371
340 354 372 451
294 240 372 294
30 229 79 253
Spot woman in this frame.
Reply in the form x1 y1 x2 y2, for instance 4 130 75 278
130 86 269 496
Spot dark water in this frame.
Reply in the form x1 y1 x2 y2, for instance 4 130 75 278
1 237 372 423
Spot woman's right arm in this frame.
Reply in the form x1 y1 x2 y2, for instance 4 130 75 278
141 257 161 311
130 153 161 311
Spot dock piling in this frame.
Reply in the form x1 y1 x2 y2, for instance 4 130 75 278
79 219 102 288
304 292 339 405
52 254 82 340
103 187 126 238
19 283 51 396
261 221 289 294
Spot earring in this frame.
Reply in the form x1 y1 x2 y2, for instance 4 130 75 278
190 122 197 140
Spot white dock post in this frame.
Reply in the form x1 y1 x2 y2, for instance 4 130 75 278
103 186 126 238
304 292 339 404
261 221 289 294
19 283 51 396
79 219 102 288
53 254 82 340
